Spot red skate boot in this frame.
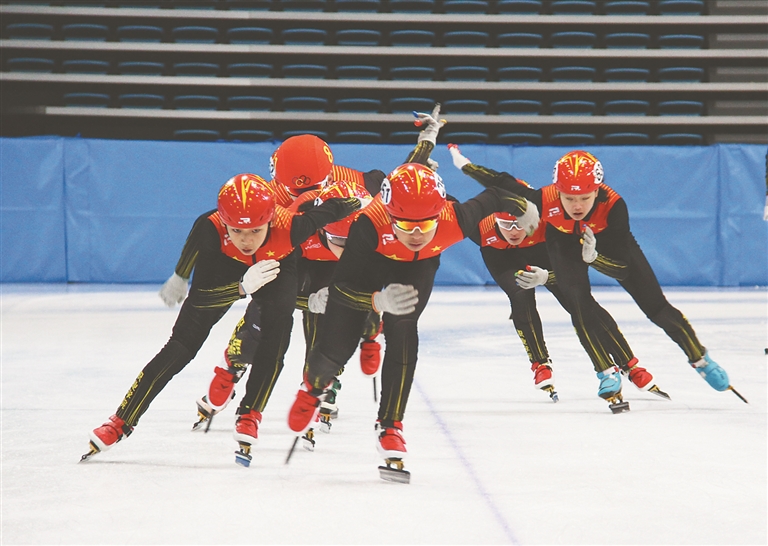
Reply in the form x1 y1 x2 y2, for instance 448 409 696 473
81 414 133 461
531 360 558 402
359 340 382 376
193 362 239 431
233 410 262 467
376 421 410 483
624 357 670 400
288 385 323 434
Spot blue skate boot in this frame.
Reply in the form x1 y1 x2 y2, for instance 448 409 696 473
690 352 729 391
597 366 629 413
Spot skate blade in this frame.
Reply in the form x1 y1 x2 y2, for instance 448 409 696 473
648 385 671 400
605 394 630 414
318 414 332 434
542 385 559 403
729 386 748 404
79 441 100 462
379 458 410 484
191 414 212 432
235 442 252 467
301 429 316 452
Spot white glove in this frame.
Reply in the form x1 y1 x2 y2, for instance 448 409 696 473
372 283 419 315
158 273 188 307
427 157 440 171
448 143 471 170
415 103 446 145
581 226 597 263
515 199 540 236
241 259 280 294
308 286 329 314
763 195 768 221
515 266 548 290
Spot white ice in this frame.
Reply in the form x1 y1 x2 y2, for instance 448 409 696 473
1 284 766 545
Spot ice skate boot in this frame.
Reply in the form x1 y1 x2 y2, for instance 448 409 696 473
531 360 558 402
622 357 670 400
288 383 324 434
376 421 410 484
233 410 261 467
192 392 236 432
360 340 382 376
691 352 747 402
81 414 133 462
597 366 629 414
318 378 341 433
192 363 240 431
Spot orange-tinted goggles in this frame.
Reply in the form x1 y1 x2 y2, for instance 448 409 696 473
391 217 439 234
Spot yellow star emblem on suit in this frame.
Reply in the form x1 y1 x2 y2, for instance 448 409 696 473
266 250 275 257
556 225 570 233
430 245 442 252
385 254 406 261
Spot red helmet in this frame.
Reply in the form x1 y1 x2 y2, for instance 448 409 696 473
270 134 334 196
217 173 275 228
553 150 603 194
314 180 372 237
381 163 446 220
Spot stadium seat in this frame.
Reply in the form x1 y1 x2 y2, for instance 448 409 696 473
388 0 435 12
118 94 165 109
603 1 651 14
442 0 489 13
549 1 597 14
441 131 489 143
603 67 650 81
173 129 221 141
61 60 110 74
225 27 274 44
388 130 420 143
226 130 275 141
550 31 597 48
443 31 490 47
657 66 705 82
550 100 597 115
496 99 543 115
172 95 221 110
223 0 274 8
332 0 381 11
5 23 54 40
5 57 55 72
604 32 651 48
443 66 491 80
172 26 219 43
602 99 650 115
173 62 220 76
281 64 329 78
276 0 328 10
657 34 706 48
281 130 330 140
334 65 382 79
549 133 597 145
116 25 164 42
226 63 273 77
333 131 383 142
281 96 329 111
389 30 436 46
62 92 110 108
226 96 275 110
389 66 436 80
549 66 597 81
655 133 704 145
118 61 165 75
658 0 705 15
61 24 110 41
496 0 542 13
496 32 543 48
335 29 382 45
496 66 543 81
389 97 436 112
602 132 651 145
335 98 383 112
280 28 329 45
442 99 490 114
496 132 544 145
657 100 705 115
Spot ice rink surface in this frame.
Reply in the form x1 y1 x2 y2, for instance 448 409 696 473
1 284 766 545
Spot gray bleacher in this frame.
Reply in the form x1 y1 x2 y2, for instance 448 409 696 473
1 0 766 144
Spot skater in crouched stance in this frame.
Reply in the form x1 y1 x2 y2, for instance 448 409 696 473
82 174 360 461
287 159 539 482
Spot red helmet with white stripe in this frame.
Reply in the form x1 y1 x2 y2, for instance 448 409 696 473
381 163 446 220
217 173 275 228
553 150 603 194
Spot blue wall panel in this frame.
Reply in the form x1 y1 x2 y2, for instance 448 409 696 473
0 137 66 281
1 137 765 286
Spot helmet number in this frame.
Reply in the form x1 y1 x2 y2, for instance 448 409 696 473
380 179 392 205
434 172 446 198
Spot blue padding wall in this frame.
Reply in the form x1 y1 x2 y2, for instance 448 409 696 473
1 137 766 286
